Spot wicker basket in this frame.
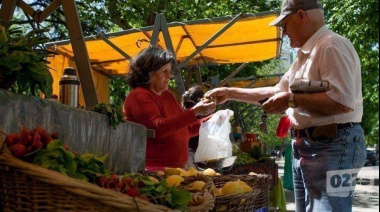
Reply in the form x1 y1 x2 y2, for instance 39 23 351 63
187 191 215 212
179 174 215 211
178 174 214 193
0 146 214 211
223 163 277 188
211 174 271 211
0 148 173 212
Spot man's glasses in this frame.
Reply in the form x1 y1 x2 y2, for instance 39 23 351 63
279 14 293 32
279 22 287 32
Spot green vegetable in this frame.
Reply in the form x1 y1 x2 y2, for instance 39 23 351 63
86 103 125 129
33 140 108 182
232 144 257 165
249 145 262 160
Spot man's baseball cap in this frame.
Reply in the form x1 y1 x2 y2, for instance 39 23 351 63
269 0 323 26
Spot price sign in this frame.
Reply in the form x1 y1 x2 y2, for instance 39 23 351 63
326 168 360 197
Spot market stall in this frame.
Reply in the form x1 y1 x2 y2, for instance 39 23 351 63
1 1 288 210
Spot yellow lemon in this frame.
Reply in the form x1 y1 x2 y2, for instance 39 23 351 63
176 168 189 176
241 185 253 192
211 185 222 196
202 168 216 176
221 181 244 195
188 180 206 191
165 175 184 187
164 167 182 176
187 167 199 176
235 180 253 192
156 171 165 176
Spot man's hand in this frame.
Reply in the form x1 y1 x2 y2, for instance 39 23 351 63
204 87 229 105
262 92 289 114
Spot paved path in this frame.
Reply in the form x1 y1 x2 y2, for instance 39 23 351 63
275 157 379 212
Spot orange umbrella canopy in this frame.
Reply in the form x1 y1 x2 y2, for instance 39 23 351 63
47 11 281 78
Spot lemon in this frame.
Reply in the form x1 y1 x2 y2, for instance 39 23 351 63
211 185 222 196
165 175 184 187
221 181 244 195
156 171 165 176
187 167 198 176
202 168 216 176
188 180 206 191
164 167 182 176
176 168 189 176
235 180 253 192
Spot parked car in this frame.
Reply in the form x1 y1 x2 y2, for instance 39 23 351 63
365 149 378 166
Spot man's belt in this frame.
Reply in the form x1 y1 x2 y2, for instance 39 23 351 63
290 123 357 139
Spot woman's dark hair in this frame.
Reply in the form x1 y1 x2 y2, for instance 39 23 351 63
125 46 175 88
182 85 205 110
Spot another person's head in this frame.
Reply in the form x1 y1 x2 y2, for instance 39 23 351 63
125 46 175 94
269 0 325 48
182 85 204 110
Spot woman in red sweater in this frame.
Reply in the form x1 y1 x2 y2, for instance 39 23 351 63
123 47 215 171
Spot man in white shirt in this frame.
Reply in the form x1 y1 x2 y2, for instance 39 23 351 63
205 0 365 211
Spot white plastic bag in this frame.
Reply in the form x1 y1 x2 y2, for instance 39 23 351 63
194 109 234 162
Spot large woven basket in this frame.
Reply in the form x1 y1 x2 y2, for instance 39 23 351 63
211 174 271 211
179 174 215 212
0 147 172 211
0 146 213 211
223 163 277 188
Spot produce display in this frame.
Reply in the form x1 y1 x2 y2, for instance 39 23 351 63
232 143 257 165
0 126 193 211
1 126 269 211
232 143 272 165
157 166 254 197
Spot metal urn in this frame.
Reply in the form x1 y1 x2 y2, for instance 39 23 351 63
59 67 80 107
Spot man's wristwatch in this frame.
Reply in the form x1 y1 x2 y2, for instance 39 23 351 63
288 93 297 108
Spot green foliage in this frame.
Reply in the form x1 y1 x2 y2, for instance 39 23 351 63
0 24 53 98
76 152 109 182
106 0 278 29
109 77 130 106
146 179 192 211
232 143 257 165
249 145 262 160
86 103 126 129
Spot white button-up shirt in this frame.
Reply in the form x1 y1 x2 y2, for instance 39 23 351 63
276 25 363 129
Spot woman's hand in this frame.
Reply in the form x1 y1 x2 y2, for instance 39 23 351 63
192 98 216 116
203 87 229 105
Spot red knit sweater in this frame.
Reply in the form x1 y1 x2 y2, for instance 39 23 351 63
123 87 201 170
